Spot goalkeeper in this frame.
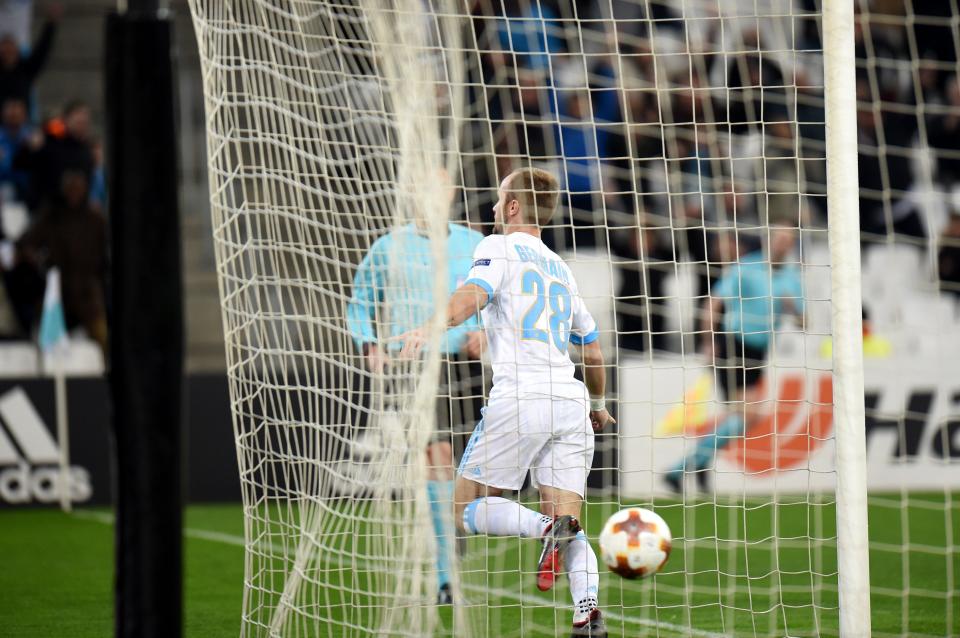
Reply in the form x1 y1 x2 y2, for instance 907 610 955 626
666 226 803 492
346 186 485 605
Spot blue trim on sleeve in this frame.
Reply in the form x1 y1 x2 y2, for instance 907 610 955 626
570 329 599 345
464 277 494 301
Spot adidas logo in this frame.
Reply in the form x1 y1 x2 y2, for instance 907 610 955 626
0 386 92 505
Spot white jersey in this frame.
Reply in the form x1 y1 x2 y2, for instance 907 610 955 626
464 232 599 400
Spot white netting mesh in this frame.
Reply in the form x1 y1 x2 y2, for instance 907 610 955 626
189 1 467 635
187 0 958 636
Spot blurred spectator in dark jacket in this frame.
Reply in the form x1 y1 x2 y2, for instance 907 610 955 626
493 0 564 73
0 2 61 107
721 28 787 135
553 62 624 251
854 7 904 105
615 222 670 353
0 96 32 201
499 68 555 161
795 68 827 220
14 100 94 211
929 75 960 185
938 208 960 300
856 80 924 247
910 0 958 71
17 169 107 350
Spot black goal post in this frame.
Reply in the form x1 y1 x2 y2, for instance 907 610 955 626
104 1 184 637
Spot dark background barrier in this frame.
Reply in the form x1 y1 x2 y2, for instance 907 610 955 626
0 373 238 508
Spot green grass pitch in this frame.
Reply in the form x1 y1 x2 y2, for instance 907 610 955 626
0 495 956 637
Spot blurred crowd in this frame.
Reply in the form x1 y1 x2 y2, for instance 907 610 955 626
4 0 959 362
461 0 960 352
0 1 107 352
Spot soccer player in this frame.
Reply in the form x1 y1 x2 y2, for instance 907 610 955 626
346 172 485 605
398 168 615 638
665 225 803 493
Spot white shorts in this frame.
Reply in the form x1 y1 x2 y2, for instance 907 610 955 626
456 395 594 497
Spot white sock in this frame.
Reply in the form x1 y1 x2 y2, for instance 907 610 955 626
461 497 552 538
565 530 600 606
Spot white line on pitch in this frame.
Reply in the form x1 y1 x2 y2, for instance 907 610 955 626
73 509 252 548
460 582 723 638
71 509 725 637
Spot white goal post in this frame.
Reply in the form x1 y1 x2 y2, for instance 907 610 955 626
823 1 871 635
186 1 960 637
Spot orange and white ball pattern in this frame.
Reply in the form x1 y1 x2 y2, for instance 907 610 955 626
598 507 672 579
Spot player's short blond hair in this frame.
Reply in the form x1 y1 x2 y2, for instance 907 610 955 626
504 168 560 227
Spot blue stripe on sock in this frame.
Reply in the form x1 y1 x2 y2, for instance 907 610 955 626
463 498 482 535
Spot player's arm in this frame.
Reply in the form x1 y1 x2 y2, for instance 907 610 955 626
569 292 615 432
346 245 387 372
397 282 489 359
779 268 805 321
397 235 503 359
578 339 616 432
458 233 488 357
447 282 488 328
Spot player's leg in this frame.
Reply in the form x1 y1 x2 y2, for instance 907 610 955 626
538 483 583 519
533 400 604 637
455 476 554 536
448 356 486 547
427 357 458 602
666 336 765 491
427 441 454 479
666 333 734 490
689 340 767 476
534 459 595 598
536 483 588 592
455 398 553 538
426 439 455 602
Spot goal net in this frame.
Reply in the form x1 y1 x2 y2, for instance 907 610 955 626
186 0 959 636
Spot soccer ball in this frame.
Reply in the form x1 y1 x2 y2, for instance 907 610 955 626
598 507 672 579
